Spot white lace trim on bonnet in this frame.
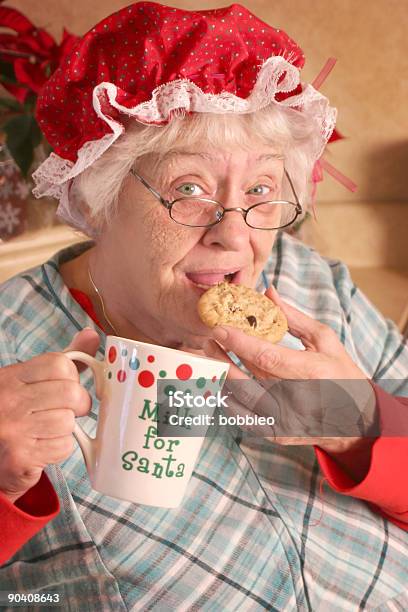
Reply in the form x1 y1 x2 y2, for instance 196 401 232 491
32 56 337 237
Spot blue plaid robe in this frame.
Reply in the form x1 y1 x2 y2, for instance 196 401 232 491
0 232 407 611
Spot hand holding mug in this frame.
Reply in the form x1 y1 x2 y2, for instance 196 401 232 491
0 329 99 504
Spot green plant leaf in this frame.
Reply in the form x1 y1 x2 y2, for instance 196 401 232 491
0 97 23 112
23 92 37 113
0 59 17 84
3 114 43 176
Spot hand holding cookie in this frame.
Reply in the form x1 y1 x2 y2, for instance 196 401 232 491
202 284 378 470
201 284 371 381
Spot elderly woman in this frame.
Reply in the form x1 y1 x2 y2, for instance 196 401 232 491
0 2 407 610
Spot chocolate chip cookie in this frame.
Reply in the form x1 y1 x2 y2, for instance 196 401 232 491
198 282 288 343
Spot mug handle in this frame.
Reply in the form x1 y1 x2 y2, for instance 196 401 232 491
64 350 105 474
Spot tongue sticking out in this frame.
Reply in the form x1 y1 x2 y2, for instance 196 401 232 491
186 272 234 286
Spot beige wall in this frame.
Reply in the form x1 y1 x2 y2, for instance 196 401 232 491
6 0 408 204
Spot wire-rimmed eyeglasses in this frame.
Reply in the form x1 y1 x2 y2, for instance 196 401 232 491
129 168 302 230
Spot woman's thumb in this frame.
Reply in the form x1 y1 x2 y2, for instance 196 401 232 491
64 327 101 357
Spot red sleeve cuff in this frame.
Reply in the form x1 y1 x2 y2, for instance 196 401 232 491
315 384 408 528
0 472 60 565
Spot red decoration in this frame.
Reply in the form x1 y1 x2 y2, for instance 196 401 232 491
138 370 155 388
176 364 193 381
117 369 127 383
0 3 79 103
108 346 117 363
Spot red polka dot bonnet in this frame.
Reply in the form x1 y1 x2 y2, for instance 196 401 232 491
32 2 337 233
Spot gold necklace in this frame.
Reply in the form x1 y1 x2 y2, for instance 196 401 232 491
88 266 119 335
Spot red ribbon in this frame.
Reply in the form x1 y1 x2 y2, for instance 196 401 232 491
310 57 357 208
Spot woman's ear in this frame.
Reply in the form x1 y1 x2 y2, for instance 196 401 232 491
67 181 101 238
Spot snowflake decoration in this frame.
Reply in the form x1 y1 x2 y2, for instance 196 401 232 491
0 161 17 179
0 202 21 235
14 180 30 199
0 177 15 199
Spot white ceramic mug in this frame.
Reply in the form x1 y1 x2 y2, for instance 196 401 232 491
65 336 229 508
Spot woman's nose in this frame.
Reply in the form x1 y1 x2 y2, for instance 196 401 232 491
201 204 251 251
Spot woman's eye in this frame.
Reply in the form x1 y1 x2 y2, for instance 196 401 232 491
247 184 271 197
176 183 203 197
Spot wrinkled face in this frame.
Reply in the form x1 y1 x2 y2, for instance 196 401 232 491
99 145 285 348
